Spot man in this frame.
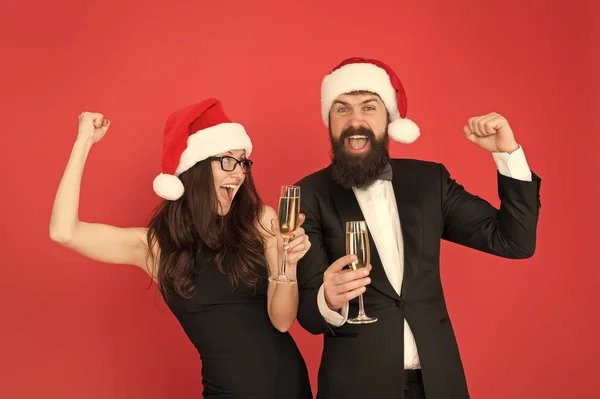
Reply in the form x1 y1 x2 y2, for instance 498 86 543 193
294 57 541 399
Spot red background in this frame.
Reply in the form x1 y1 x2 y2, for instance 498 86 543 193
1 0 598 398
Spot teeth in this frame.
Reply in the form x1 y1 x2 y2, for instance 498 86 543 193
349 135 368 139
221 184 237 188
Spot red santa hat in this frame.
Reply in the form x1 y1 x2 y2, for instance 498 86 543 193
320 57 420 144
152 98 252 201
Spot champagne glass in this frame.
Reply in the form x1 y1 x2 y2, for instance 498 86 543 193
268 185 301 284
346 221 378 324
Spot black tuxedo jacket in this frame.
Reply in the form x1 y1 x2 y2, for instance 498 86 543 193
295 158 541 399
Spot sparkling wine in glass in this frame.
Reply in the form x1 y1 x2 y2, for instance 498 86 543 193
269 185 300 284
346 221 377 324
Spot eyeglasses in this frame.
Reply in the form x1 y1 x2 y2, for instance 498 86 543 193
208 156 253 174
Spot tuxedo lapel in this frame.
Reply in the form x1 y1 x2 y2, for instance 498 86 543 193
327 170 401 301
390 161 422 298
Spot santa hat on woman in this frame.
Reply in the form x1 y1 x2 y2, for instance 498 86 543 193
152 98 252 201
320 57 420 144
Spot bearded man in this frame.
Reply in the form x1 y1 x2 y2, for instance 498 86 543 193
294 57 541 399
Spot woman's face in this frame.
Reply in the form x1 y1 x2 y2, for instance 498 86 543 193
210 149 249 215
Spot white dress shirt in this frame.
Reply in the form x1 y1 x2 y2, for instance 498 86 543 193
317 147 533 369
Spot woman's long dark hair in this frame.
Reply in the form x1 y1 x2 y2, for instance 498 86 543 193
146 159 269 299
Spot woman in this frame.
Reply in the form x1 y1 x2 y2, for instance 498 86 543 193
49 98 313 398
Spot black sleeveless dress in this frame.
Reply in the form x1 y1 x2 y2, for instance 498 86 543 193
163 245 312 399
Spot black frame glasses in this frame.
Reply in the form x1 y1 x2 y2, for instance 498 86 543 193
208 156 253 174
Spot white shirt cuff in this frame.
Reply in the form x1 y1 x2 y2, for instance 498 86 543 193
492 145 532 182
317 284 348 326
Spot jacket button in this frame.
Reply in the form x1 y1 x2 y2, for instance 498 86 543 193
396 299 404 308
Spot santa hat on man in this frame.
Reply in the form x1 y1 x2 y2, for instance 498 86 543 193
152 98 252 201
320 57 420 144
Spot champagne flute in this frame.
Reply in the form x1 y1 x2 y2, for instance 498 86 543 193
268 185 301 284
346 221 378 324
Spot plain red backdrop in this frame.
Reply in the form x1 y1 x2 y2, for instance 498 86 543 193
1 0 598 398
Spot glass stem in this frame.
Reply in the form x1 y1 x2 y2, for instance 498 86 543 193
358 293 366 317
280 237 289 277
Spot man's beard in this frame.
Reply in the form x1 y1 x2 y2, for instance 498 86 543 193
329 126 390 190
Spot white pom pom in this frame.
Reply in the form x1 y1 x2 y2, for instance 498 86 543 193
388 118 420 144
153 173 184 201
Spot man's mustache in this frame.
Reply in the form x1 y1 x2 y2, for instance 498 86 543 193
339 126 376 143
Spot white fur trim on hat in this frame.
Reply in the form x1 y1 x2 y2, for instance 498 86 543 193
153 122 253 201
175 122 252 175
321 62 400 126
153 173 185 201
388 118 420 144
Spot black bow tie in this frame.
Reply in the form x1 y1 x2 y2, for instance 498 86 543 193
377 162 393 181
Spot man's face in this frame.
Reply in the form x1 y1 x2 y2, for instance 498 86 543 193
328 92 390 189
329 92 389 151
